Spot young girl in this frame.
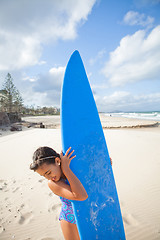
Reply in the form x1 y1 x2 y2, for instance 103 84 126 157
30 146 88 240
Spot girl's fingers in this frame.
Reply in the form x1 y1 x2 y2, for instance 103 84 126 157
65 147 75 157
68 150 74 158
70 155 76 161
60 151 63 159
65 147 72 156
62 147 76 160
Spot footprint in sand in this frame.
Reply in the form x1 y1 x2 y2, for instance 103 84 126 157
16 203 25 213
12 187 20 193
19 204 25 210
48 203 61 213
0 180 8 191
123 213 139 226
0 225 5 234
38 179 45 183
18 212 33 225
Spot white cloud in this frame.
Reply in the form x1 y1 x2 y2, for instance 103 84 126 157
0 33 42 70
102 25 160 86
0 0 96 70
22 90 49 108
21 66 65 107
49 67 65 78
95 91 160 112
123 11 154 28
22 76 38 82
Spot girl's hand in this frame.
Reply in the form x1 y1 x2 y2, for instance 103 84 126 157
48 146 88 201
60 147 76 172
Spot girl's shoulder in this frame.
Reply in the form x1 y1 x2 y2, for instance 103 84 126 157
48 178 72 199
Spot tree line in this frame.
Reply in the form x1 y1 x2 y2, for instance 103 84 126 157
0 73 23 113
0 73 59 117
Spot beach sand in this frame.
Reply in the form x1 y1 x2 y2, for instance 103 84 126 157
21 114 159 130
0 116 160 240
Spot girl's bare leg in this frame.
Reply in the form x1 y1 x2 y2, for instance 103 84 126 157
60 220 80 240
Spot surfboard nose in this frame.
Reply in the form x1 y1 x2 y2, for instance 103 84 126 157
68 50 81 64
72 50 80 57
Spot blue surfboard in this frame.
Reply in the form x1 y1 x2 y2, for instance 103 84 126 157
61 50 125 240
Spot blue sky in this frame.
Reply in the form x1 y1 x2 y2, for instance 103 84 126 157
0 0 160 112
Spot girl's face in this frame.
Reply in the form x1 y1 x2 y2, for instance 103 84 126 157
36 158 62 182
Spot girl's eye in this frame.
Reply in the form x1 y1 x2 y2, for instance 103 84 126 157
47 171 51 175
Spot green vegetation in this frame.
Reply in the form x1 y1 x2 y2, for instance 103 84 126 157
0 73 60 120
22 106 60 116
1 73 23 113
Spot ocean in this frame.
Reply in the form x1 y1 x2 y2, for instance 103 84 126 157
104 111 160 121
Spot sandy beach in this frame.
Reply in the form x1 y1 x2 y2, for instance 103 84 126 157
0 115 160 240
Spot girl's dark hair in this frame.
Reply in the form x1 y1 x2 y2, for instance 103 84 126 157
30 146 60 171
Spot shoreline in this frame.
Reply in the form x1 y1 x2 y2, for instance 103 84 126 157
99 114 159 129
0 114 159 138
22 114 160 129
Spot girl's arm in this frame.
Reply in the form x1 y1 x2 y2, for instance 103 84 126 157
48 147 88 201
